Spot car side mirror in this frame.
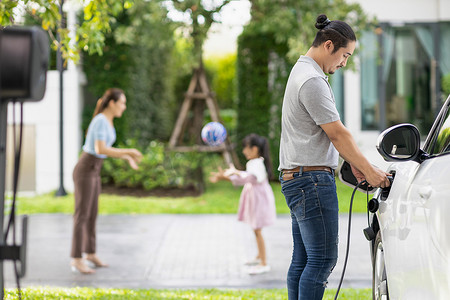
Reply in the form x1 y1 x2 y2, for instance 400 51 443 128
376 123 424 163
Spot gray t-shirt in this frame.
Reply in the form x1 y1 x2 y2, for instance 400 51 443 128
278 56 340 171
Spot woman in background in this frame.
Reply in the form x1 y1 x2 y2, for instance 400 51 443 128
71 88 142 274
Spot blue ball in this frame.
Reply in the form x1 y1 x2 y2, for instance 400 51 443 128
201 122 227 146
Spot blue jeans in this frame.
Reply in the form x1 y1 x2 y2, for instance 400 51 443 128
280 169 339 300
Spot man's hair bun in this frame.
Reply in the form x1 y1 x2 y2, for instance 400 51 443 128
315 14 331 30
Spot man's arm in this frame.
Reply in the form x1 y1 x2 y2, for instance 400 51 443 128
321 120 390 188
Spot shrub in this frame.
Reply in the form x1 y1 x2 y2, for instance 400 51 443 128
101 140 220 191
443 73 450 96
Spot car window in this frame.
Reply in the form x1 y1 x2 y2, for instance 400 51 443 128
429 105 450 155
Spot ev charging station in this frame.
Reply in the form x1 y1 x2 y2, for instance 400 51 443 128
0 26 49 299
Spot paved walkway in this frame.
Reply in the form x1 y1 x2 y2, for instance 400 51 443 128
4 214 372 290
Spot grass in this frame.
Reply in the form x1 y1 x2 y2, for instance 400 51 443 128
13 179 371 215
5 287 372 299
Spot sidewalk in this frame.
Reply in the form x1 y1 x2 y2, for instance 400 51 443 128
4 214 372 290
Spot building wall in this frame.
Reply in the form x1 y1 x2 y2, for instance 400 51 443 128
350 0 450 22
6 68 84 194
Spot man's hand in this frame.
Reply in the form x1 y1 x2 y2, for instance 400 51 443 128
351 164 391 188
350 164 366 184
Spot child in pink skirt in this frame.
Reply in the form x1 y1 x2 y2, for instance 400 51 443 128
210 133 276 274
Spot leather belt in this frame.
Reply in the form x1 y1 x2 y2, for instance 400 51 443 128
281 166 332 181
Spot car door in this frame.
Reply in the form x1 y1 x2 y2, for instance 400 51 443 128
379 96 450 300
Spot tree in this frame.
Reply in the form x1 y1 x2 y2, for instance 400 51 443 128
121 0 177 143
0 0 133 62
204 53 237 109
170 0 232 67
243 0 371 63
82 0 177 146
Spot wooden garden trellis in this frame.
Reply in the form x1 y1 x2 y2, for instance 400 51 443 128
168 67 240 169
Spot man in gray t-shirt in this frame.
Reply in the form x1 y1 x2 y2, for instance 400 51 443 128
279 55 340 171
278 15 390 300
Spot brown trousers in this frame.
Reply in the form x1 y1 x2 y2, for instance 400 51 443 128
71 152 103 258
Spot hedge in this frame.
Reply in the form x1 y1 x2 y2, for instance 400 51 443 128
236 31 289 178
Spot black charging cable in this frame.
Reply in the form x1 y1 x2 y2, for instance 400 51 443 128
334 179 369 300
4 101 24 300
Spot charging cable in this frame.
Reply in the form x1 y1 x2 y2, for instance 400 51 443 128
4 101 24 300
334 180 369 300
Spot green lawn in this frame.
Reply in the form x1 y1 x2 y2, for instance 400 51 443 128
5 287 371 299
13 179 371 215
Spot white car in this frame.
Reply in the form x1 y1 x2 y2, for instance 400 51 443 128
341 94 450 300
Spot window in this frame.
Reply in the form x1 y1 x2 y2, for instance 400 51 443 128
330 69 344 124
384 26 434 134
359 23 448 133
360 30 379 130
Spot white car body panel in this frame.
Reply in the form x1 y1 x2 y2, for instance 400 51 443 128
378 146 450 299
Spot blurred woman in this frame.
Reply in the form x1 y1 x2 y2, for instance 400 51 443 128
70 88 142 274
